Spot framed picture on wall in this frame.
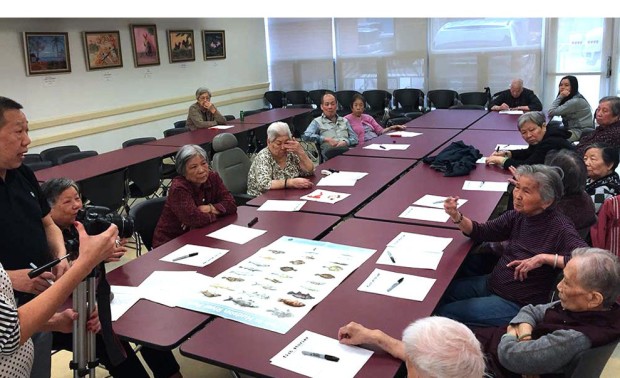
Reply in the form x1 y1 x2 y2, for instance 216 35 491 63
202 30 226 60
167 30 195 63
82 31 123 71
130 24 160 67
23 32 71 76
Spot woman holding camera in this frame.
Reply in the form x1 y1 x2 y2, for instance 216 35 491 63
41 178 182 378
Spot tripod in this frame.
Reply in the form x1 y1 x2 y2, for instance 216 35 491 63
70 270 99 377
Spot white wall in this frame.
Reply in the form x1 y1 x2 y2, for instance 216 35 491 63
0 18 268 153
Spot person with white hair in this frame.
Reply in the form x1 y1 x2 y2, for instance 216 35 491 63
247 121 315 197
338 317 485 378
186 87 227 130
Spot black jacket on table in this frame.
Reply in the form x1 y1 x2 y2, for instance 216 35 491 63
502 126 574 169
492 88 543 111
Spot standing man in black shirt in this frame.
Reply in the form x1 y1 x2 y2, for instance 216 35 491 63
491 78 543 112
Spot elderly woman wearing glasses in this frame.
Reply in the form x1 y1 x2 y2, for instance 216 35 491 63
152 144 236 248
247 122 315 197
186 87 227 130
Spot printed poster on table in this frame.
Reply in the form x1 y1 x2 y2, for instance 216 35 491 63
176 236 376 334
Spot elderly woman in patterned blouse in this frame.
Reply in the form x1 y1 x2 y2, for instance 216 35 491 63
247 122 315 197
152 144 237 248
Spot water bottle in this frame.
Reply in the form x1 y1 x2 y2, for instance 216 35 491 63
240 110 244 121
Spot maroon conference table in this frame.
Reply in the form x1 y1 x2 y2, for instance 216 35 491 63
405 109 488 129
107 206 340 349
180 218 473 378
467 110 520 131
34 144 179 183
240 107 312 124
355 160 513 230
451 129 526 157
246 155 414 216
343 127 462 160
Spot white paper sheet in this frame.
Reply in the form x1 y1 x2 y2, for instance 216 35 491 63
317 171 368 187
209 125 235 129
270 330 373 378
207 224 267 244
376 247 443 270
160 244 229 267
476 156 487 164
362 143 410 151
358 268 436 301
258 200 306 212
494 144 528 151
462 180 509 192
387 231 453 252
138 271 214 307
498 110 524 115
300 189 350 204
386 131 422 137
398 206 450 222
412 194 467 209
110 285 141 321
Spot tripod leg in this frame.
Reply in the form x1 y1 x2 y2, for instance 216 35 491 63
72 281 88 377
87 276 98 377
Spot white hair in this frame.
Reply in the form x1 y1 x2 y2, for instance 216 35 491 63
266 121 292 142
402 316 485 378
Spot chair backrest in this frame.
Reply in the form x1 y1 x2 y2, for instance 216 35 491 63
323 146 349 161
224 114 236 121
427 89 459 109
386 117 411 127
122 137 157 148
57 150 98 165
80 168 127 212
174 120 187 129
40 145 81 165
24 153 42 164
25 160 53 171
564 340 619 378
292 111 315 138
286 90 309 105
392 89 425 112
362 90 392 112
459 91 489 107
242 109 266 117
211 133 252 194
449 104 486 110
264 90 286 109
308 89 329 107
335 90 361 113
128 196 167 251
163 127 188 137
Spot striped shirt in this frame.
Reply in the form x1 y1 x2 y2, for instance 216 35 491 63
470 209 587 306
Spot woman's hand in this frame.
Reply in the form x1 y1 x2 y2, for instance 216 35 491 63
284 139 305 156
443 196 460 218
559 89 570 98
384 125 406 133
105 238 127 263
288 178 313 189
507 255 544 281
486 155 506 166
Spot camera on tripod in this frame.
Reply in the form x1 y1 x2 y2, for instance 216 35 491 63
64 206 135 257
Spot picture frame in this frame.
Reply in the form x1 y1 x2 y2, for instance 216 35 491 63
130 24 160 67
82 31 123 71
202 30 226 60
23 32 71 76
167 29 195 63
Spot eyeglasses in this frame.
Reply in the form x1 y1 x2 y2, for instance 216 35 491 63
198 96 211 101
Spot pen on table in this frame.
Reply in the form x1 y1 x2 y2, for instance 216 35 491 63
29 263 54 285
387 251 396 263
496 145 500 153
379 145 386 149
327 168 340 173
301 351 340 362
387 277 404 292
248 217 259 228
390 134 402 137
433 199 445 204
479 181 485 188
172 252 198 262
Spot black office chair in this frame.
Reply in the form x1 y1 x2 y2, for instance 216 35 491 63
24 153 43 164
362 90 392 119
564 340 619 377
391 89 425 119
335 90 361 116
57 150 99 165
449 104 486 110
25 160 53 171
40 145 81 166
427 89 459 109
79 168 127 214
163 127 188 137
173 120 187 129
264 90 286 109
323 146 349 161
122 137 162 210
286 90 309 106
385 117 411 127
242 109 266 117
224 114 236 121
459 91 489 108
308 89 329 108
292 111 315 138
128 196 167 255
211 133 253 206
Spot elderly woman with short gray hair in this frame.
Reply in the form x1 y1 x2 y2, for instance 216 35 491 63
247 122 315 197
437 164 588 327
153 144 236 248
185 86 227 130
486 111 574 169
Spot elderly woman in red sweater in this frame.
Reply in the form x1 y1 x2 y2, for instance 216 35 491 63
152 144 236 248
